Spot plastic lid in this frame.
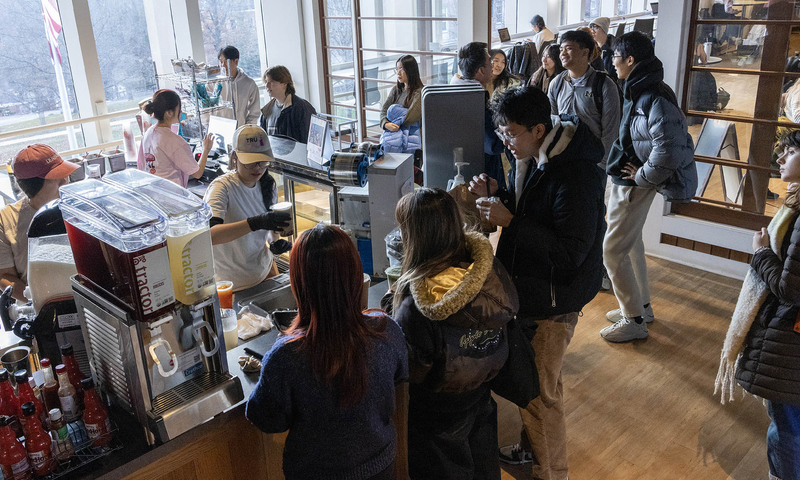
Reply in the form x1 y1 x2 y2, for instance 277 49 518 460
60 343 74 355
41 358 51 367
48 408 62 422
81 377 94 390
55 364 67 374
13 370 28 383
21 402 35 417
103 170 212 234
58 179 168 253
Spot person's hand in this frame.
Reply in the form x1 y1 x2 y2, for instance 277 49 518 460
469 173 499 198
476 197 513 228
385 122 400 132
202 133 215 153
269 239 292 255
753 227 770 252
621 163 640 181
247 211 291 232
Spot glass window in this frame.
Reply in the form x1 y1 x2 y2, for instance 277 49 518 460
0 0 83 164
618 0 629 16
199 0 262 79
585 0 601 20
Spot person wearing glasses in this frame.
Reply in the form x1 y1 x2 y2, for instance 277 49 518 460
204 125 292 291
379 55 424 154
600 32 696 342
469 86 605 477
588 17 619 84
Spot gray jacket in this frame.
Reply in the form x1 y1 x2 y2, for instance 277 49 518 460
548 67 621 169
629 93 697 202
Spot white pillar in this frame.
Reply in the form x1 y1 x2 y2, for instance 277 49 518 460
601 0 617 18
171 0 207 62
301 0 325 110
458 0 490 47
58 0 109 146
259 0 310 98
143 0 178 75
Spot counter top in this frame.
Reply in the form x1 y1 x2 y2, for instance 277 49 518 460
76 279 390 479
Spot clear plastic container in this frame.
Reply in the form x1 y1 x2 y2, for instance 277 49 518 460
103 170 216 306
58 180 175 322
27 234 77 312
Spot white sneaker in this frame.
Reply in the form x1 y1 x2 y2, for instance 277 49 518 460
600 317 649 342
606 304 654 323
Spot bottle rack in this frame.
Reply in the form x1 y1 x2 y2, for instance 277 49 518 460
7 421 121 480
156 58 232 139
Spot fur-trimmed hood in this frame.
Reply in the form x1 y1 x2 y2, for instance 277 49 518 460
409 231 518 328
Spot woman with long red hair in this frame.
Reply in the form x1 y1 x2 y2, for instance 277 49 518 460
246 224 408 480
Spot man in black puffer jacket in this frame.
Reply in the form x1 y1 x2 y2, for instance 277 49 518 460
600 31 697 343
471 86 605 480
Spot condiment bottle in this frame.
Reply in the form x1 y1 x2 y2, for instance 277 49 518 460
21 402 54 476
56 365 79 422
0 368 22 437
14 370 47 431
48 408 75 461
0 415 31 480
60 344 85 410
81 378 112 447
40 358 61 414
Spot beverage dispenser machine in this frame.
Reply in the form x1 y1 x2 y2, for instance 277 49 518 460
59 178 242 445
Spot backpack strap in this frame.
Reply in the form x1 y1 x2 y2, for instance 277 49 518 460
591 70 623 117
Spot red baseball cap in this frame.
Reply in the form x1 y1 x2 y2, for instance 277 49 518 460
12 144 80 180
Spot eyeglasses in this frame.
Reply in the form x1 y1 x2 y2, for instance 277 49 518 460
588 23 600 30
491 60 506 66
495 127 533 145
612 54 626 59
241 161 269 170
395 67 405 74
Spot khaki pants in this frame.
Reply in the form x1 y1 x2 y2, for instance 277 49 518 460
519 313 578 480
603 184 657 318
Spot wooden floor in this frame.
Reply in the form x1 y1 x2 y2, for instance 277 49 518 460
497 256 772 480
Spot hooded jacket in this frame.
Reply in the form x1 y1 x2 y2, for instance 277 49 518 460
393 232 518 410
605 57 697 202
379 104 421 154
495 116 606 320
221 68 261 127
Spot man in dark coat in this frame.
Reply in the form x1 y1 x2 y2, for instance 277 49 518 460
470 86 605 480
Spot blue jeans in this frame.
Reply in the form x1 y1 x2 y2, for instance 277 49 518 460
767 401 800 480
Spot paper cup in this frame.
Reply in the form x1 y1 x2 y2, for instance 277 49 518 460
216 281 234 309
271 201 294 237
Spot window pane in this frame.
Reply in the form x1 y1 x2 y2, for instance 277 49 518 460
359 0 457 17
361 53 456 87
325 0 351 16
688 115 780 213
618 0 629 16
88 0 156 117
199 0 262 79
585 0 601 20
329 77 356 105
327 48 355 73
327 19 353 47
688 71 761 117
360 19 458 53
697 0 798 20
692 24 772 71
0 0 83 163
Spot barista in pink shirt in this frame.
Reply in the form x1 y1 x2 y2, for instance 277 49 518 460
141 89 213 187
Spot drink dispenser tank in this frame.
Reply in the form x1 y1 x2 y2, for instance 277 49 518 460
59 179 242 444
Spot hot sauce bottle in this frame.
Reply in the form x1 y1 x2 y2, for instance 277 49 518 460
0 415 31 480
56 365 79 422
14 371 47 431
40 358 61 414
0 368 22 437
21 402 54 476
81 378 112 447
48 408 75 461
60 344 85 410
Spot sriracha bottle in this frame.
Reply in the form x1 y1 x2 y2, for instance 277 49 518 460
0 415 31 480
21 402 54 476
81 378 112 447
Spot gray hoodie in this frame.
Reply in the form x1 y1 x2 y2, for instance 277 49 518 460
221 68 261 127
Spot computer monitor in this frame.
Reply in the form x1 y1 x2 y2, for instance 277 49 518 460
207 115 238 154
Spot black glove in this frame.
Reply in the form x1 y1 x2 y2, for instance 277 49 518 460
246 211 291 232
269 239 293 255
